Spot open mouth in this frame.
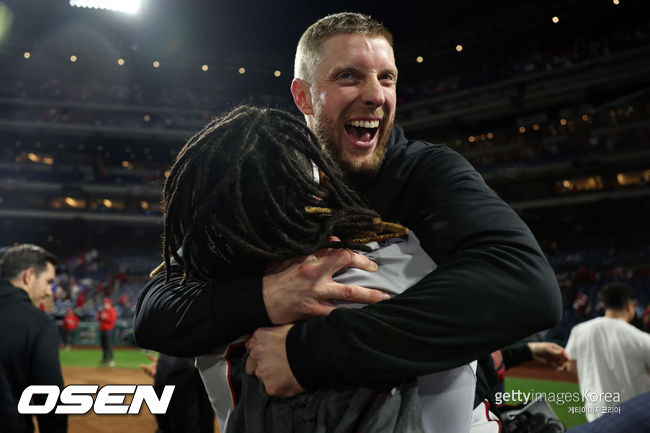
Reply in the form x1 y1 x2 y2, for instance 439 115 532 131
345 119 380 145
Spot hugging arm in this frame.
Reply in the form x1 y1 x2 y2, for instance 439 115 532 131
285 146 562 389
134 268 270 356
134 251 385 356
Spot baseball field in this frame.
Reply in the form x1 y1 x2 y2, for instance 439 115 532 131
56 347 175 433
40 347 585 432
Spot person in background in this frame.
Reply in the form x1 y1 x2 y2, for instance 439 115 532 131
61 307 80 350
75 289 85 308
97 297 117 366
561 282 650 421
0 244 67 433
481 341 569 399
141 353 215 433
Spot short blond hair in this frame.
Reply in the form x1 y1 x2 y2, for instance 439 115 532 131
294 12 393 84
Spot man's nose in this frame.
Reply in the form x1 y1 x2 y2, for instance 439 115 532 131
360 77 385 108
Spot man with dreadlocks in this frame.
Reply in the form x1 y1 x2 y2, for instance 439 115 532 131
151 105 477 432
156 106 403 286
134 11 561 431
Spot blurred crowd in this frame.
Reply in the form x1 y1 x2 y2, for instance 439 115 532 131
398 22 650 103
38 238 649 349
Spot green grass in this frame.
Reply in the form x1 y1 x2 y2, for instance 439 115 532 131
505 377 588 428
59 347 155 369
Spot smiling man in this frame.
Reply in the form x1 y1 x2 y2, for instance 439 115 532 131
246 10 559 394
294 30 397 177
134 12 561 432
0 244 67 433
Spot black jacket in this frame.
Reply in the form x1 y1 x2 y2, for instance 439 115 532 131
227 368 423 433
134 125 562 389
0 280 67 433
153 354 215 433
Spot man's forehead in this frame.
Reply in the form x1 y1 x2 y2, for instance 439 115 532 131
319 33 396 68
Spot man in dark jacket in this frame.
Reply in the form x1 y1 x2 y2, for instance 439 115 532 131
0 244 67 433
134 11 561 407
141 353 215 433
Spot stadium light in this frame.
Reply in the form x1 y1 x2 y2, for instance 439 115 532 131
69 0 143 15
0 2 13 45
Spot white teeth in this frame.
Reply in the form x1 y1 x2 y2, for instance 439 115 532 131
346 120 379 128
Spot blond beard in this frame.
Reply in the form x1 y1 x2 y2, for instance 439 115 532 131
312 111 393 178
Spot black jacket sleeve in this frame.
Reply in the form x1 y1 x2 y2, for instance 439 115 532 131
133 266 271 356
502 343 533 369
31 320 67 433
286 145 562 389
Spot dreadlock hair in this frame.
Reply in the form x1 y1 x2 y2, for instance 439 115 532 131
162 105 407 283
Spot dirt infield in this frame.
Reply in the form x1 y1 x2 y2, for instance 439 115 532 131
30 367 221 433
507 360 578 383
30 361 565 432
62 367 158 433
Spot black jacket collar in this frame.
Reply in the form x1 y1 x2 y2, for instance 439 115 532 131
0 279 31 308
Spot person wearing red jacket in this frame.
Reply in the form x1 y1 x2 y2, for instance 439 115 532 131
97 298 117 366
62 307 80 350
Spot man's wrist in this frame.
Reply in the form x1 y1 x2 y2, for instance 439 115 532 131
261 272 282 325
522 342 533 360
285 321 316 390
285 311 359 390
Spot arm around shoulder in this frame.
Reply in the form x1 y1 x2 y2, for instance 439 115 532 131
286 146 562 389
133 267 271 356
407 146 562 334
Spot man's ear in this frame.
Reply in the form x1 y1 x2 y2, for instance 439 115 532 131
22 267 35 287
627 301 637 320
291 78 314 116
